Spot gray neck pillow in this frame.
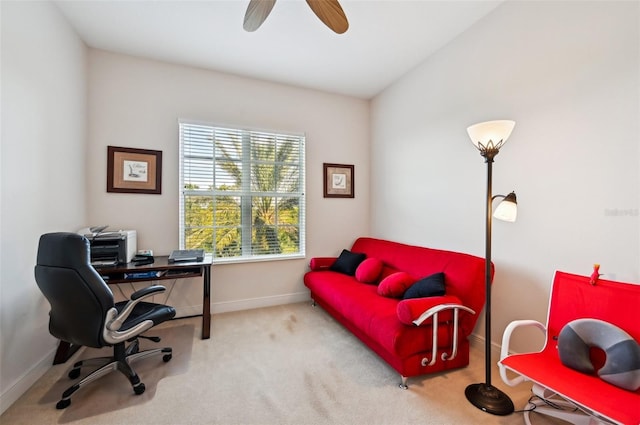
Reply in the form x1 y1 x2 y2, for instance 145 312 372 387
558 318 640 391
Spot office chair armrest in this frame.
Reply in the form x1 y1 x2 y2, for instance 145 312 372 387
107 285 167 332
131 285 166 301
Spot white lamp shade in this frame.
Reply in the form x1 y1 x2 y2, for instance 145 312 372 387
467 120 516 148
493 198 517 222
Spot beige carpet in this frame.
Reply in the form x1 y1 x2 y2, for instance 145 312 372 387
2 303 565 425
38 324 194 423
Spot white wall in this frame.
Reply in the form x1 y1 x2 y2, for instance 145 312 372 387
0 0 87 412
86 50 371 315
371 0 639 355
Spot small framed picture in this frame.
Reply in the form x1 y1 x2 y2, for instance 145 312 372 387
323 163 354 198
107 146 162 194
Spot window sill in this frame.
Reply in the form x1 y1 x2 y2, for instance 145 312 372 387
212 253 306 266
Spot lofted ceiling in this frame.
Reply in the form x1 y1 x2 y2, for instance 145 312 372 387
54 0 503 99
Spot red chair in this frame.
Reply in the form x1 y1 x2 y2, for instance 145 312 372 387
499 271 640 425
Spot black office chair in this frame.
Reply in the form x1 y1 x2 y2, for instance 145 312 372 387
35 232 176 409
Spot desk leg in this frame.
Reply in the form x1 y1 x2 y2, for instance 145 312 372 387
202 265 211 339
53 340 81 365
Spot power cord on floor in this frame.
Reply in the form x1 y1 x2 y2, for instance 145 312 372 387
513 394 580 414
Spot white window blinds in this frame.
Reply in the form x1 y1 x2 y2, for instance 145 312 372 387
179 121 305 262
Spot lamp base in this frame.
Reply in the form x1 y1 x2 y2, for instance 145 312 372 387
465 383 514 416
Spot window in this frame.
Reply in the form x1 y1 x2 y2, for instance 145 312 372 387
179 121 305 263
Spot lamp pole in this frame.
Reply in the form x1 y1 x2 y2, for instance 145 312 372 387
465 120 515 416
484 153 494 390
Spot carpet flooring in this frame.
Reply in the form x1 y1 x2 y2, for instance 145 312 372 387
1 302 565 425
39 324 194 423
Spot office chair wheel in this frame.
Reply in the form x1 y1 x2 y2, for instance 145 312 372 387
56 399 71 409
134 383 146 395
163 354 172 362
68 368 81 379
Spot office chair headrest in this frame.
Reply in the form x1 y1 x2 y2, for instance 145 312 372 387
37 232 91 269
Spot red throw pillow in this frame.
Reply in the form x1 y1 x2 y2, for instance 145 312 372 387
377 272 415 298
355 258 383 283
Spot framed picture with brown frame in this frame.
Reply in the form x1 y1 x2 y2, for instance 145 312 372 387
107 146 162 194
323 163 354 198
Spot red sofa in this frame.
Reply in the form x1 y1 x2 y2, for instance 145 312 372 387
304 237 488 387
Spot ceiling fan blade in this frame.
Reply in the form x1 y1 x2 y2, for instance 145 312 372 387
244 0 277 32
305 0 349 34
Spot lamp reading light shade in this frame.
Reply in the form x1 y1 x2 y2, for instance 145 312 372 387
493 192 517 222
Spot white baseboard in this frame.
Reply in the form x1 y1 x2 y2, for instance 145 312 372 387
1 348 56 415
469 333 503 360
211 291 311 314
172 291 311 318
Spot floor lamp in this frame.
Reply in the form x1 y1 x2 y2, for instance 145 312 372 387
465 120 517 416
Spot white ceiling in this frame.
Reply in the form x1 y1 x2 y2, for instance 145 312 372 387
54 0 503 99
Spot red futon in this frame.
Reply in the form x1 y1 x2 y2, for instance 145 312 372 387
304 237 487 388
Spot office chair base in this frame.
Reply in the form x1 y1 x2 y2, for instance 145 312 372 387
56 341 172 410
134 382 146 395
56 399 71 409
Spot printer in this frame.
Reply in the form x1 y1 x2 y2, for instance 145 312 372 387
86 230 137 266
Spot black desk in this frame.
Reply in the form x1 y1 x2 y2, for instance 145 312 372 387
53 255 212 365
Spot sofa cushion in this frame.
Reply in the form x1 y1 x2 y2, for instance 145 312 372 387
355 257 383 283
377 272 415 298
403 272 446 299
350 237 487 320
330 249 366 276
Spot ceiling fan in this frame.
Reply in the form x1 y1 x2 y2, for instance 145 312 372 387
243 0 349 34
